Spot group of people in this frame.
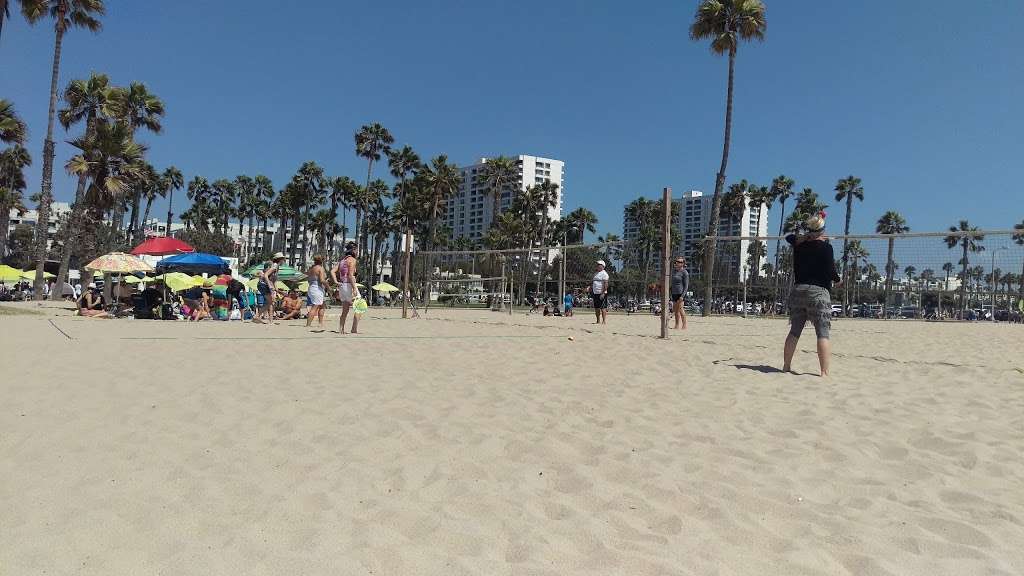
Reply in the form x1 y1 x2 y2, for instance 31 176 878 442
254 241 363 334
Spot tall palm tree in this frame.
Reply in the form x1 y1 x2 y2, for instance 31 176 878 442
746 184 770 285
186 176 211 231
945 220 984 314
0 144 31 256
295 161 325 265
0 99 27 144
834 175 863 312
251 174 273 253
138 165 167 239
478 155 518 225
420 154 464 252
328 175 356 262
845 240 868 305
354 123 393 252
564 207 598 244
64 120 146 226
233 174 255 256
769 174 794 271
690 0 767 316
23 0 105 299
161 166 183 235
534 180 559 295
126 161 158 244
386 144 420 287
1014 220 1024 302
210 179 237 235
50 73 116 297
876 211 909 312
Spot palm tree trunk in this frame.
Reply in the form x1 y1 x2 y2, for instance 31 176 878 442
127 188 141 245
361 159 373 254
491 180 502 227
772 197 786 314
165 187 174 236
702 43 736 317
32 27 65 299
289 210 301 266
246 215 255 264
0 201 11 259
141 196 155 239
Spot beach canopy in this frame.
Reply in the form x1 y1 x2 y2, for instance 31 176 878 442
131 237 194 256
0 265 23 282
85 252 154 273
372 282 399 292
155 252 230 276
22 270 56 280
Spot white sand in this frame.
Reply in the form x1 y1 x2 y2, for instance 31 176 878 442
2 303 1023 575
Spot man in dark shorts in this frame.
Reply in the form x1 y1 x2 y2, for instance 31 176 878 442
591 260 609 324
783 213 841 377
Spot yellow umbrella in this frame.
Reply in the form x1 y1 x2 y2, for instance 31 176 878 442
371 282 399 292
85 252 154 273
0 265 24 282
162 272 195 292
122 276 145 284
20 270 55 280
275 280 289 291
297 281 309 293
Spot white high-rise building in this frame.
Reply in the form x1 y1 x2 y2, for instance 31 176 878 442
678 190 769 282
444 155 564 243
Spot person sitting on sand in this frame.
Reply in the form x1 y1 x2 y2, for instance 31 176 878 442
189 287 212 322
76 283 109 318
782 212 841 377
280 289 303 320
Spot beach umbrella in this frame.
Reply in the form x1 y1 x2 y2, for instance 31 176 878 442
122 276 145 284
162 272 195 292
154 252 230 276
275 280 289 291
20 270 55 280
297 281 309 293
130 237 195 256
0 265 25 282
85 252 154 273
371 282 400 292
242 263 305 280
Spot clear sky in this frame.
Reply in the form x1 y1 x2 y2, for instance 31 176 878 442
3 0 1022 239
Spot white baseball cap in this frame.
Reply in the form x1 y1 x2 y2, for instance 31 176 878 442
87 282 97 289
596 260 606 266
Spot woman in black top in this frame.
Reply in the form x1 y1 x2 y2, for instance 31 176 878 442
783 213 841 377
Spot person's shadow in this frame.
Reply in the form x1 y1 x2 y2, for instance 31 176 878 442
731 364 786 374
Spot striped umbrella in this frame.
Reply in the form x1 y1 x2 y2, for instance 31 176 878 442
84 252 154 273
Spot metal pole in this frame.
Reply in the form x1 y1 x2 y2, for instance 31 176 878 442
559 235 566 315
991 246 1006 322
401 229 412 319
660 187 671 339
742 264 748 318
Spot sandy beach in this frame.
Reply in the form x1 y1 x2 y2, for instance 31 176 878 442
2 303 1023 575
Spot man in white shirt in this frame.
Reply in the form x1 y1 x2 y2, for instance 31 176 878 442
591 260 610 324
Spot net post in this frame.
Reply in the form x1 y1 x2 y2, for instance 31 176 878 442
661 187 671 339
401 229 412 319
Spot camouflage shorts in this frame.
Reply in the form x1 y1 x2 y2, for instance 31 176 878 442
788 284 832 339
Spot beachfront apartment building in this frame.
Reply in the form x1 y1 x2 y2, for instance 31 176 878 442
443 155 564 243
5 202 73 254
678 190 769 283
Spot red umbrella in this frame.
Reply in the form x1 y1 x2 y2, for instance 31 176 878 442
130 237 195 256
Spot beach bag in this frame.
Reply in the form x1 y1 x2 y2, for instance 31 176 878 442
353 297 368 315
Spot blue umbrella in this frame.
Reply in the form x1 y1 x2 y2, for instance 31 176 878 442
155 252 230 276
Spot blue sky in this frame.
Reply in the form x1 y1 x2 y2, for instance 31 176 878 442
3 0 1022 239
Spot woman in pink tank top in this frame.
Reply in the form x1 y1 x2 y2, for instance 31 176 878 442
331 241 362 334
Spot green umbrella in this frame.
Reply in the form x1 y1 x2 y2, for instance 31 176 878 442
242 262 304 281
372 282 400 293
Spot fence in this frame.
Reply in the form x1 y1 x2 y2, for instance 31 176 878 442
400 228 1024 323
697 230 1024 320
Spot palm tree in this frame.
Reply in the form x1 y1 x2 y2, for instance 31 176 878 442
23 0 105 299
769 175 794 252
210 179 237 235
420 155 464 252
354 123 393 252
64 121 146 232
690 0 767 316
113 81 164 242
834 175 863 312
945 220 984 314
328 175 357 262
386 144 420 288
478 155 518 225
722 179 748 234
233 174 255 257
186 176 211 231
161 166 183 235
0 99 27 144
295 161 325 265
138 165 166 240
50 72 117 296
1014 220 1024 303
250 174 273 253
0 144 31 256
876 211 909 311
903 265 917 306
845 240 868 305
126 161 158 244
564 207 598 244
534 180 560 295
